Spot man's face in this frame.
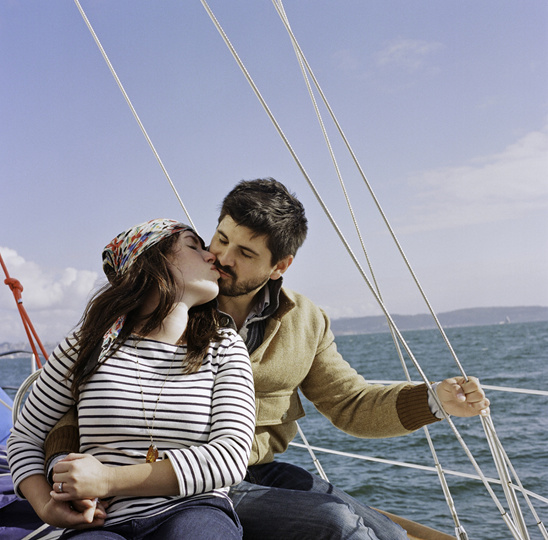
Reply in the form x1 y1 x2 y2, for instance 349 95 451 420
209 216 292 298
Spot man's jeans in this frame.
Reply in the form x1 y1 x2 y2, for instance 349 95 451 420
229 461 408 540
58 497 242 540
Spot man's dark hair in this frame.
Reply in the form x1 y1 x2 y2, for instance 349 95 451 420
219 178 308 264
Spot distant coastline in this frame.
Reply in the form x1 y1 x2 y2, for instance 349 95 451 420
1 306 547 354
330 305 548 336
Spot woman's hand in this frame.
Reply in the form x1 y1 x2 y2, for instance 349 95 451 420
71 498 109 523
40 496 107 529
19 474 107 530
43 496 107 529
437 376 490 417
51 453 113 501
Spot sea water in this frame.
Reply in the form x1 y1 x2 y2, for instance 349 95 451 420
2 321 547 539
284 320 548 539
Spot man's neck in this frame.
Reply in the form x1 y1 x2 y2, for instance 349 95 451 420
218 292 258 331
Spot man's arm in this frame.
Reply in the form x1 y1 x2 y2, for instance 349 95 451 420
298 300 488 435
44 406 79 482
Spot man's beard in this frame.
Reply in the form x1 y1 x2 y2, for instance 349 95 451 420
215 263 271 297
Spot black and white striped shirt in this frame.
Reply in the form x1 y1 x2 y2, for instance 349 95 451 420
8 330 255 526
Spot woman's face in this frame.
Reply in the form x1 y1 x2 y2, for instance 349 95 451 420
167 231 220 306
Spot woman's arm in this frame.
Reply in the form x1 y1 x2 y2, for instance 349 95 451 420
7 336 78 495
51 332 255 501
50 453 179 500
165 334 255 497
8 336 108 527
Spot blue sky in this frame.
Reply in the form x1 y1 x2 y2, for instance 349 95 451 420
1 1 547 344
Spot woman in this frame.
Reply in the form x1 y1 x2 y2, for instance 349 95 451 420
7 218 256 539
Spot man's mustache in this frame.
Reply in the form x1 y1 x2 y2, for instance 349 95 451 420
214 261 236 279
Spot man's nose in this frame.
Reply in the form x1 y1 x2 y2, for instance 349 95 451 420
215 247 233 267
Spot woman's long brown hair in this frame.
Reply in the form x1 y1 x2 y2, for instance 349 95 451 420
67 233 221 399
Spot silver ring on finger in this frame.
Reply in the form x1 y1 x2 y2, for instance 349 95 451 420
56 482 64 493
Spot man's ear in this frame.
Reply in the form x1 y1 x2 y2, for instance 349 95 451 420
270 255 294 281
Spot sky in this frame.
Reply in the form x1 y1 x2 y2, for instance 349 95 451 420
1 0 547 345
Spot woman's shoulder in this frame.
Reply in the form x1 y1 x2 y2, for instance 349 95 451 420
210 328 248 358
40 332 81 371
52 331 80 357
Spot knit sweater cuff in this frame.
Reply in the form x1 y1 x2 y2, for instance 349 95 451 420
396 383 440 431
43 406 79 482
44 423 79 458
43 422 79 483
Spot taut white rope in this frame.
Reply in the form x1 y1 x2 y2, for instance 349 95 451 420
274 4 546 538
272 0 468 381
73 0 195 231
202 2 540 538
287 441 548 507
72 2 545 537
272 4 469 536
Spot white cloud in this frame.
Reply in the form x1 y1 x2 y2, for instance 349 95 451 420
375 38 443 71
331 49 361 72
0 247 99 344
402 125 548 232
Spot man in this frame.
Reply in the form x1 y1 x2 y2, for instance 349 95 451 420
46 178 489 539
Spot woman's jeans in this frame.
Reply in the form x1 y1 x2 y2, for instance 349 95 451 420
229 461 408 540
58 496 242 540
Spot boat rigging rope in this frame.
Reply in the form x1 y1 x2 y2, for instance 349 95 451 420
271 2 469 536
286 441 548 507
368 381 548 397
271 4 548 540
200 2 542 538
272 3 545 538
483 414 548 539
72 2 545 537
273 0 469 381
1 252 47 369
73 0 195 231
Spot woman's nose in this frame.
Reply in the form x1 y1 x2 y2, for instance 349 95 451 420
204 250 216 263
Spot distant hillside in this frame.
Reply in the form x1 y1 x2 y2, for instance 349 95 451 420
2 307 548 354
330 306 548 336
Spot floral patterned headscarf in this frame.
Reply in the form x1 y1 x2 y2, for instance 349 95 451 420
99 218 197 359
102 218 194 281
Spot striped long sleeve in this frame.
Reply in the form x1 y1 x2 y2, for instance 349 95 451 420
7 329 255 526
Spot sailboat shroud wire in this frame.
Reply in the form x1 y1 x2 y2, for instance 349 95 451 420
73 2 546 538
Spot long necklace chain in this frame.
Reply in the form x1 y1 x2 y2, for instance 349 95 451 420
134 339 178 463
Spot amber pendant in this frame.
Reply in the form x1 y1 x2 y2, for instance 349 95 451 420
146 444 158 463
